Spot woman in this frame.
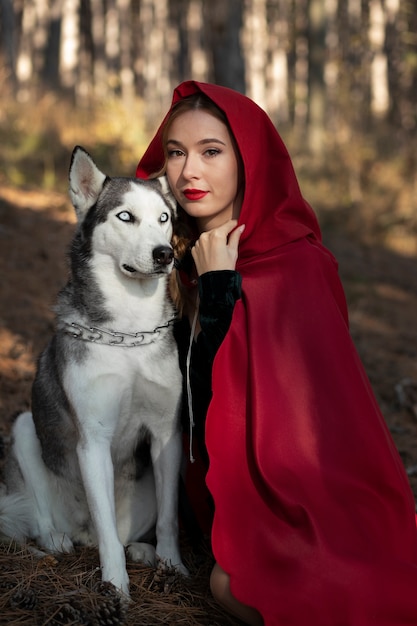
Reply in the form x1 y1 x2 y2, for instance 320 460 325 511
137 81 417 626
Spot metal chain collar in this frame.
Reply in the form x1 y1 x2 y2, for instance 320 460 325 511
62 318 176 348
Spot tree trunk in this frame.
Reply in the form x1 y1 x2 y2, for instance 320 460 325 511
243 0 268 108
264 0 290 125
369 0 389 118
308 0 326 155
60 0 80 92
41 0 62 90
167 0 190 84
293 0 309 136
139 0 173 126
0 0 17 90
203 0 245 92
186 0 208 83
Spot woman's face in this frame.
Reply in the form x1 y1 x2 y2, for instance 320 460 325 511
165 109 242 233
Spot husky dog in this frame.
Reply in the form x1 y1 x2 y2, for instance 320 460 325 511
0 146 187 595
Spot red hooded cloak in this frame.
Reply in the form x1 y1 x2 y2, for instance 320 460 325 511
137 81 417 625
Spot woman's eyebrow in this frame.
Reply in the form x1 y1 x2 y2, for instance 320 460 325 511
198 138 226 146
166 138 226 147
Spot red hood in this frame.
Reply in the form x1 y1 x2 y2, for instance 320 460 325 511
136 80 321 265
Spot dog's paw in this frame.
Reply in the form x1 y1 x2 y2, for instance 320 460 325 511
102 569 130 599
156 554 189 577
39 531 74 554
126 542 156 567
156 539 189 577
173 561 189 577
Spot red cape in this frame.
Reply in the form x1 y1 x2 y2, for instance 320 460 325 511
137 81 417 625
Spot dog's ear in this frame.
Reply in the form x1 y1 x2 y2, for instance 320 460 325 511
155 175 177 215
69 146 107 222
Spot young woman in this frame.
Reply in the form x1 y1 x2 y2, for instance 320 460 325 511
137 81 417 626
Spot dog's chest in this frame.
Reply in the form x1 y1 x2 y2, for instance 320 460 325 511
109 348 181 457
65 338 181 446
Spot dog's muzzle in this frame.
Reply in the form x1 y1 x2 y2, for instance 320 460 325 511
122 245 174 275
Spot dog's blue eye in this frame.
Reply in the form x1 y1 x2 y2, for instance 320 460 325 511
117 211 133 222
160 212 169 223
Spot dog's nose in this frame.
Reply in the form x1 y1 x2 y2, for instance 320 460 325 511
153 246 174 266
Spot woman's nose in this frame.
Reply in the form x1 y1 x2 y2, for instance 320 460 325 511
182 154 200 180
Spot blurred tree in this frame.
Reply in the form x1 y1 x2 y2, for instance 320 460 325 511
244 0 268 110
0 0 17 90
1 0 416 143
182 0 208 83
369 0 389 118
139 0 173 122
308 0 326 155
78 0 100 102
264 0 290 124
203 0 245 92
41 0 62 89
293 0 309 134
59 0 80 93
397 0 417 137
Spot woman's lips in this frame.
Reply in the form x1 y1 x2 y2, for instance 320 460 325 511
183 189 208 200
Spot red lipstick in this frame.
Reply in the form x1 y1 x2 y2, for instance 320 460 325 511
183 189 208 201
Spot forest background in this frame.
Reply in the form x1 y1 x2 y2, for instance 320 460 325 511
1 0 417 511
0 0 416 208
0 1 417 624
1 0 417 507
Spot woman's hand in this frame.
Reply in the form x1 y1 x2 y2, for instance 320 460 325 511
191 219 245 276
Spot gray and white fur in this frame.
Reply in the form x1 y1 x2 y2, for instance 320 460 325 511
0 146 187 596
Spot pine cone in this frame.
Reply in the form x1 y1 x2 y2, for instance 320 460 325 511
93 594 127 626
9 587 38 610
90 581 128 625
94 580 118 596
0 577 17 591
150 561 180 594
46 602 90 625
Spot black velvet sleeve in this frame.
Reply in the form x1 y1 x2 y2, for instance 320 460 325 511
174 270 242 438
196 270 242 362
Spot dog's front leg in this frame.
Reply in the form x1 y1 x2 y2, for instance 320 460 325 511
77 438 129 595
151 431 188 575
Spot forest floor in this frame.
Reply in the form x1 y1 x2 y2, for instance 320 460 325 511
0 179 417 624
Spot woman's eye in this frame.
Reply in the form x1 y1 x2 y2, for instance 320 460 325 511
117 211 134 222
167 149 184 158
160 212 169 223
204 148 221 157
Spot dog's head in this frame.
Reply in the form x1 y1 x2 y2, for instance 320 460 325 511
69 146 177 278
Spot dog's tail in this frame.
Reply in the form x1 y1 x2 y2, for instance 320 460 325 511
0 492 31 541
